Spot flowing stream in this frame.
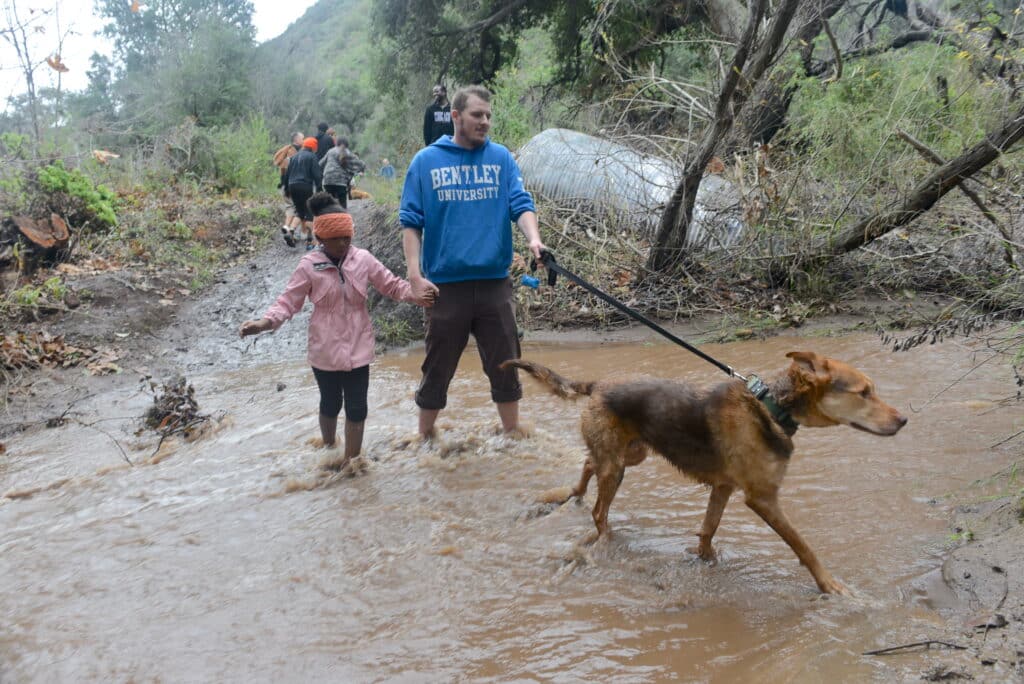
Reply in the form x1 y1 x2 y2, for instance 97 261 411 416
1 332 1019 682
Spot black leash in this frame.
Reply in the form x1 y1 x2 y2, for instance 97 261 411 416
533 250 743 381
531 250 800 432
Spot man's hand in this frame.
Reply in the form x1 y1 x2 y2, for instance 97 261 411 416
527 239 546 263
410 276 439 308
239 318 273 338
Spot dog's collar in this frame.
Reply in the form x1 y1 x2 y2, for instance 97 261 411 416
745 375 799 435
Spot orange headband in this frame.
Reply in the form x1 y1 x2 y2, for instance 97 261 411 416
313 212 354 239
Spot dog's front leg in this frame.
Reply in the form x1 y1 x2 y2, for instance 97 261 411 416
689 484 734 563
745 495 850 595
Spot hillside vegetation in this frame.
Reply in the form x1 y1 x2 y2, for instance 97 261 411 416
0 0 1021 362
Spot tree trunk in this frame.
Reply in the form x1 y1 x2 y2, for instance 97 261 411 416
727 0 848 152
812 100 1024 257
645 0 767 273
647 0 802 273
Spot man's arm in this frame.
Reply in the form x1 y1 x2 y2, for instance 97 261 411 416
515 211 546 261
423 107 432 147
402 228 439 301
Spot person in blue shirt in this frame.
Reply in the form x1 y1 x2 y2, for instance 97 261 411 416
400 85 547 439
379 158 396 180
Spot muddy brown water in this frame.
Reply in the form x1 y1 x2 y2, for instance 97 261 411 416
1 332 1019 682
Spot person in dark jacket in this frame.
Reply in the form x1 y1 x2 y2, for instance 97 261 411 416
320 137 367 209
314 122 334 162
283 137 323 250
422 85 454 147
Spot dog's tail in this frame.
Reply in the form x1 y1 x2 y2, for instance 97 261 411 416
501 359 595 399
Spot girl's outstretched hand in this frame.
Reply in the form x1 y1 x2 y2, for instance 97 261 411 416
239 318 273 338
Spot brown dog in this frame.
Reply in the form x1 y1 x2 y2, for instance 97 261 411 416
502 351 907 594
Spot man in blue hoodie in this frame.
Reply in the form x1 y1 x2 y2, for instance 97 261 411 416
400 84 546 439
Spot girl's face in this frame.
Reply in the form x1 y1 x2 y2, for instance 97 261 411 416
319 235 352 260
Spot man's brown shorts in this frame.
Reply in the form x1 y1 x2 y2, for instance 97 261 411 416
415 277 521 410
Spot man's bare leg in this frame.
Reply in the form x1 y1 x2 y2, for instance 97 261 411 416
497 401 519 433
419 408 440 439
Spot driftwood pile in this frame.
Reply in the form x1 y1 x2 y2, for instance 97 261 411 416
142 377 209 439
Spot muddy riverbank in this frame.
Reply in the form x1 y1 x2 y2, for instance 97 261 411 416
2 199 1022 681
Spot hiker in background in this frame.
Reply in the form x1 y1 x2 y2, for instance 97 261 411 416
379 158 396 180
273 131 303 246
320 137 366 209
283 137 323 250
422 84 453 147
239 193 435 468
314 123 334 162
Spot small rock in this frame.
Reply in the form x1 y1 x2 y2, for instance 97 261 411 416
276 382 286 392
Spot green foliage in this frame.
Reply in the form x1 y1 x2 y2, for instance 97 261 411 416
123 18 256 131
38 161 119 229
0 132 31 159
42 276 67 300
10 285 42 309
208 115 278 194
375 316 415 346
490 65 538 151
96 0 255 71
784 44 1013 186
1 276 66 316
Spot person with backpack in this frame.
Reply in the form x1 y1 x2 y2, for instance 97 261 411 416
273 132 303 245
320 137 366 209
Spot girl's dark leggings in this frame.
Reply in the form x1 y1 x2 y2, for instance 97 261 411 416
311 365 369 421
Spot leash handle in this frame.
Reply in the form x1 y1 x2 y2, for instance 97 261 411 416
536 250 739 379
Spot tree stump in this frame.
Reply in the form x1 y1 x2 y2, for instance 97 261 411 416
0 213 71 275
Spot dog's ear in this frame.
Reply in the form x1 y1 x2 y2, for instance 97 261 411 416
786 351 831 379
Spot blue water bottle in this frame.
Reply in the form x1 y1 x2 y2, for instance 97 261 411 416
520 274 540 289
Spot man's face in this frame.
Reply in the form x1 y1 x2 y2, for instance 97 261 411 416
432 86 445 102
452 95 491 148
292 133 303 145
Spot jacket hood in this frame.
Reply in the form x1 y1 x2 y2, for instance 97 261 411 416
430 135 491 151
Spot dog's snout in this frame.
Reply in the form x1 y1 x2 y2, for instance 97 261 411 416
896 414 908 428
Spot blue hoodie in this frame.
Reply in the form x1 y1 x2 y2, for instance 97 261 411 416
399 136 535 284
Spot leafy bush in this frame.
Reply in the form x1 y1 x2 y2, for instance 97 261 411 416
208 114 278 194
37 161 118 229
785 43 1015 186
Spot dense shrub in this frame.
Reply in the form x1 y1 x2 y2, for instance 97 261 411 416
37 161 119 229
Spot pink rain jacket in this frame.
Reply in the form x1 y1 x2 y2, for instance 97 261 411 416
263 247 414 371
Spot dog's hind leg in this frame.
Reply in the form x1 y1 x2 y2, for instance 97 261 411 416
536 458 594 505
572 458 595 500
745 494 849 595
688 484 734 563
588 461 625 542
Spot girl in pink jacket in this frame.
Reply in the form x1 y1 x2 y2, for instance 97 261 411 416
240 193 435 467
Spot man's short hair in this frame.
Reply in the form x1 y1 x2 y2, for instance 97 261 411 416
291 132 303 142
317 122 329 133
452 85 491 112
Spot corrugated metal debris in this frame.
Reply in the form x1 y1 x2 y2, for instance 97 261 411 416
516 128 745 250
